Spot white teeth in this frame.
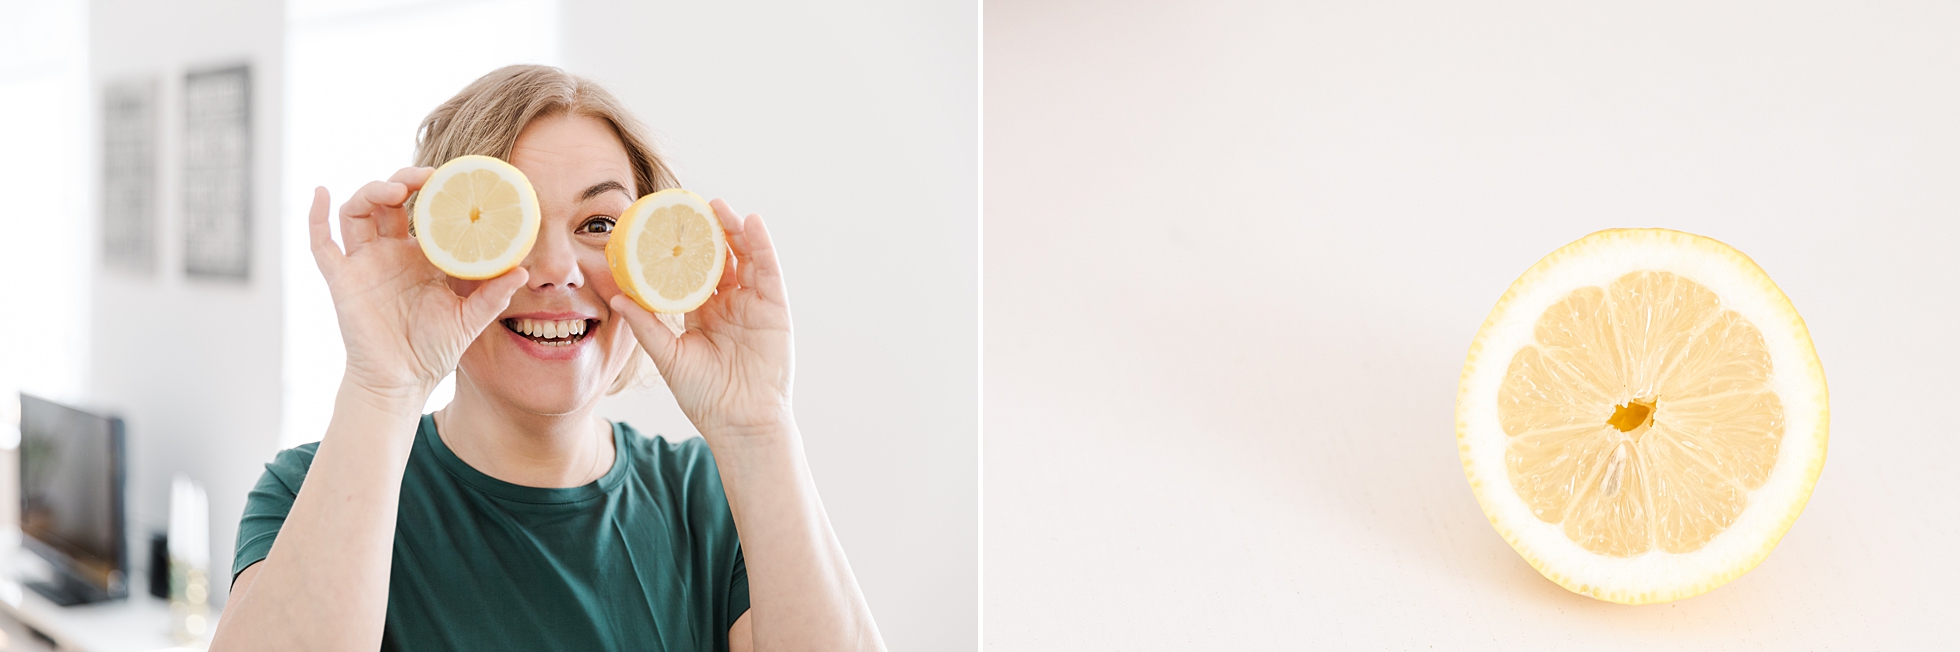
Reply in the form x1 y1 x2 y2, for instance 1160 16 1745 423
510 318 589 340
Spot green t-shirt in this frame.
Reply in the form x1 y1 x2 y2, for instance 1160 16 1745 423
233 415 749 651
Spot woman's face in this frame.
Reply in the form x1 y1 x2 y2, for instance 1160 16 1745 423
448 112 639 416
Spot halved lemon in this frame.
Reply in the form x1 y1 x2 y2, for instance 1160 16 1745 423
411 155 541 280
606 189 727 315
1457 229 1827 604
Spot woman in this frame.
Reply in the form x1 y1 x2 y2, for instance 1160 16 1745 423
211 65 884 651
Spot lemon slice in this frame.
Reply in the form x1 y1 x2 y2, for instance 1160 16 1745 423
1457 229 1827 604
411 155 541 280
606 189 727 324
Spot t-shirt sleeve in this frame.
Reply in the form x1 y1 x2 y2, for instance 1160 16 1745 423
231 444 319 585
728 547 749 628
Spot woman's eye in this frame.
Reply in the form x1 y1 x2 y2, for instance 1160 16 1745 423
579 217 616 234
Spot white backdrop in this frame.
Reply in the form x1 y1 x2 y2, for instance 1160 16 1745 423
0 0 89 410
0 0 89 549
986 1 1956 648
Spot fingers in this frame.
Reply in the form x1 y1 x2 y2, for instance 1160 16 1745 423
714 237 740 294
709 198 785 300
610 294 680 372
709 197 746 236
340 169 428 250
376 167 434 238
459 267 530 335
733 213 788 303
307 187 342 277
340 181 396 253
708 199 742 295
390 166 436 193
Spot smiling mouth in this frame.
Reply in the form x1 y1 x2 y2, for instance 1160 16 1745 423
503 318 599 347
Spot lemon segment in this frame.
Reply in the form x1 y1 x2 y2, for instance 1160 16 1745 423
412 155 541 280
606 189 727 314
1459 229 1827 604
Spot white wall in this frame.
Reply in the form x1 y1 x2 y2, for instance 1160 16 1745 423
0 0 90 541
0 1 91 409
987 1 1957 648
563 1 979 648
86 0 287 604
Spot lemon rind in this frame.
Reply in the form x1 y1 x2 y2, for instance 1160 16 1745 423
411 154 542 281
1457 228 1828 605
605 188 727 314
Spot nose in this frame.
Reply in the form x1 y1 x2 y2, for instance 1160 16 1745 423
521 227 583 291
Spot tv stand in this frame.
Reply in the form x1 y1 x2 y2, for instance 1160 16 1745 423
0 545 211 651
24 578 111 607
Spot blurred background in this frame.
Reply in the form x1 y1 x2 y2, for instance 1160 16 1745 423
0 0 975 648
986 0 1955 649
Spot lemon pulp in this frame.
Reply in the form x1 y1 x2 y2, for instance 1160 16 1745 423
635 203 720 301
425 168 525 263
1499 270 1784 558
412 154 539 280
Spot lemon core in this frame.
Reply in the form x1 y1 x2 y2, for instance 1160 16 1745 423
1607 399 1655 434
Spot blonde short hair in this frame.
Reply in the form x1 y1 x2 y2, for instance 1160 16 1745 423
413 64 668 395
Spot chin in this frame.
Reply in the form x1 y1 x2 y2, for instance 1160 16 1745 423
455 319 625 416
498 382 603 416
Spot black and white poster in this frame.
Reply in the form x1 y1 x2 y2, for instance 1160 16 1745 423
101 77 157 273
181 65 251 279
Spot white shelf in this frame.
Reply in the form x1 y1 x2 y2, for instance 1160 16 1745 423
0 546 212 652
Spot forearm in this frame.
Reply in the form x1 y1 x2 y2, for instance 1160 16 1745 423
707 425 885 652
210 382 422 652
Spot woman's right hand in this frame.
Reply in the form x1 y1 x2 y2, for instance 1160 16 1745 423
308 167 529 412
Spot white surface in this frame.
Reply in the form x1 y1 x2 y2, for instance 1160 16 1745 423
0 545 205 652
985 1 1957 648
565 1 979 649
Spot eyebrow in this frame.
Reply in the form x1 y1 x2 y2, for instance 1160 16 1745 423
579 180 631 202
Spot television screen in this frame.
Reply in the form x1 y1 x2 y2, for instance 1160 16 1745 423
17 393 126 603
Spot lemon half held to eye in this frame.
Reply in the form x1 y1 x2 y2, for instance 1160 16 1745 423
411 155 542 280
606 189 728 314
1457 228 1828 605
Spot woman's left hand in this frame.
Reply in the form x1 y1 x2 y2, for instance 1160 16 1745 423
616 199 884 651
610 198 796 441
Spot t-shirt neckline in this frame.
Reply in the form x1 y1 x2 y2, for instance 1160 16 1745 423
418 413 630 504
